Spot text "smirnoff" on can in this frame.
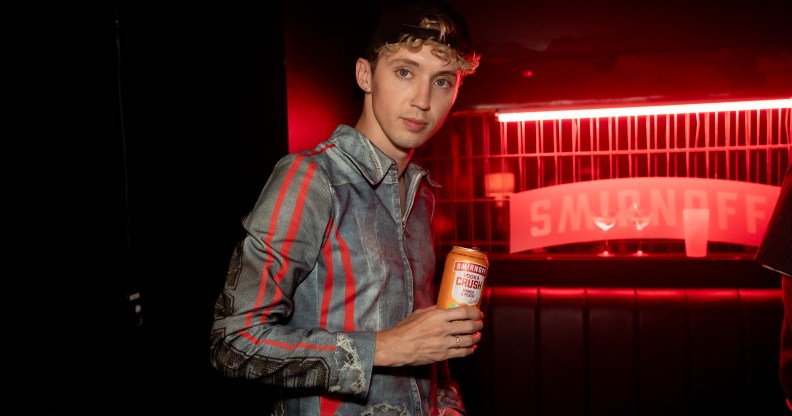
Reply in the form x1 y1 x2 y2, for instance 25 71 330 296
436 246 489 309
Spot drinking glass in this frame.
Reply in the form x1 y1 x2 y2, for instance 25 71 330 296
629 203 651 256
592 210 618 256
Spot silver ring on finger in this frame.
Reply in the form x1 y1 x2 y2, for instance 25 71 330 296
454 335 461 349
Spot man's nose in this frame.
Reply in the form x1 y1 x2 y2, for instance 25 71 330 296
410 81 431 111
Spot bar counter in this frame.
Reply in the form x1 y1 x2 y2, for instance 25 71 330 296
482 253 781 288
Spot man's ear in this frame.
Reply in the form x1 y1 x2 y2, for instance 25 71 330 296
356 58 372 93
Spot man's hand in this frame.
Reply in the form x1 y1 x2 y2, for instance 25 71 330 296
374 305 484 367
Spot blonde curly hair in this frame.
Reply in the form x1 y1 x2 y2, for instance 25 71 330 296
368 15 480 79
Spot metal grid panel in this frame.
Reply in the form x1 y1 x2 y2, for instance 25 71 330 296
415 107 792 254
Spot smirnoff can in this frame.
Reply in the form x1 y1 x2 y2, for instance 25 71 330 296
436 246 489 309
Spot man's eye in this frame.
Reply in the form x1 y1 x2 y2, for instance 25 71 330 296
397 68 411 77
435 78 452 88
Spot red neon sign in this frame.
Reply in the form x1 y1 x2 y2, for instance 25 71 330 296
509 177 780 253
497 98 792 122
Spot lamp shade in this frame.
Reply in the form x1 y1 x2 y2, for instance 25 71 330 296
485 172 515 205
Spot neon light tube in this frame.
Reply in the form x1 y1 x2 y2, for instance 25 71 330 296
496 98 792 122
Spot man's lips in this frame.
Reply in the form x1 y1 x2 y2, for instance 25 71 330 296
402 117 429 132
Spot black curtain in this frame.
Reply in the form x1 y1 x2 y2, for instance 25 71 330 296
23 3 287 413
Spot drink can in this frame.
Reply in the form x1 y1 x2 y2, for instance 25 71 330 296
436 246 489 309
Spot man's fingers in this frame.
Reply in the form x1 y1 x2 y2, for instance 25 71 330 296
449 333 482 350
444 305 484 320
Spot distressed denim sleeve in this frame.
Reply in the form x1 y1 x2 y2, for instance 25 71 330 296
209 153 374 397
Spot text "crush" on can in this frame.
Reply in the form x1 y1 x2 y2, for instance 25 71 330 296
436 246 489 309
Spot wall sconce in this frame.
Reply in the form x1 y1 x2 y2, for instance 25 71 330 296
485 172 515 207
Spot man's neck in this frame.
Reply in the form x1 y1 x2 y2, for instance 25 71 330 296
355 115 413 176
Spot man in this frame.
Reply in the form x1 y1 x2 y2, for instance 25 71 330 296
209 2 483 414
756 163 792 410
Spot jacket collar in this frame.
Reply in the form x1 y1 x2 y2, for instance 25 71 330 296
329 124 439 188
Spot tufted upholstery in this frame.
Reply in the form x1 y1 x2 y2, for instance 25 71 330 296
452 286 785 415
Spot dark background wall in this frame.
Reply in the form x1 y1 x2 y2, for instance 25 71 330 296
26 3 289 413
450 0 792 109
108 4 289 412
23 1 789 413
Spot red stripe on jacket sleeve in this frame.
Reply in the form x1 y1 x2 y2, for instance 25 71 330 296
320 394 343 416
244 154 309 329
319 220 335 328
241 142 336 350
261 160 317 317
334 227 356 332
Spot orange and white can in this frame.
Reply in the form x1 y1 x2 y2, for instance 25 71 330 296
436 246 489 309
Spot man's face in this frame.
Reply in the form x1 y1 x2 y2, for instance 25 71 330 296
369 44 461 153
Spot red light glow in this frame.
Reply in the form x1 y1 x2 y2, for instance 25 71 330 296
496 98 792 122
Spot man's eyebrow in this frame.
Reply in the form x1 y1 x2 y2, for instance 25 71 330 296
435 70 459 79
389 57 421 68
388 58 459 79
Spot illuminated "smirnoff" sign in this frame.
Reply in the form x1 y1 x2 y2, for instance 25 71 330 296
509 177 780 253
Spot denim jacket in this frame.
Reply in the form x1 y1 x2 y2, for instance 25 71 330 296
210 125 465 415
